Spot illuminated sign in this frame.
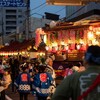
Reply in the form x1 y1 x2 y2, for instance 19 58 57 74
0 0 27 7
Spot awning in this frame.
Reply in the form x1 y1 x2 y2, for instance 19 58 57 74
0 39 35 52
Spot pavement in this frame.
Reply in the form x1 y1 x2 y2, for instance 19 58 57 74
5 85 34 100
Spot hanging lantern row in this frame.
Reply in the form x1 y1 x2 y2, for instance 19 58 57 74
45 42 86 52
44 26 100 53
0 52 18 56
0 51 28 56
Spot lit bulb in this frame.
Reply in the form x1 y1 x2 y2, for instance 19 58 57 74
88 31 94 40
76 44 80 50
45 46 49 51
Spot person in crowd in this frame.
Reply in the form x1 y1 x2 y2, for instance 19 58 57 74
78 62 86 72
0 67 12 100
62 63 74 78
2 68 12 89
15 63 32 100
27 62 34 77
9 56 20 92
33 61 40 76
45 55 56 81
45 55 56 98
72 64 80 72
28 63 33 72
2 60 9 69
45 55 54 67
52 45 100 100
32 64 53 100
0 61 4 79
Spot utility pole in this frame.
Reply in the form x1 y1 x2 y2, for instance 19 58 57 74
1 16 4 45
1 7 4 45
25 0 30 40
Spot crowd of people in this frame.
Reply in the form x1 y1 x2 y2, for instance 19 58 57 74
0 45 100 100
0 54 56 100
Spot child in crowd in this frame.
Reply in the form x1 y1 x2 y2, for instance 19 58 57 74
32 64 53 100
15 63 32 100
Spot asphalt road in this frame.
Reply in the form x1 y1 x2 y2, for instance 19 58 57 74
5 85 34 100
5 77 63 100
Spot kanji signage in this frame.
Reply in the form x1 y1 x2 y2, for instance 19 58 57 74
0 0 27 7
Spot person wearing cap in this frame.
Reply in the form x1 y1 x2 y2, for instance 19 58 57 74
52 45 100 100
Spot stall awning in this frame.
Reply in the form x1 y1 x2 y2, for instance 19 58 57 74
0 39 35 52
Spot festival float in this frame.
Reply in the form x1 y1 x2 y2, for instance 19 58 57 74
35 20 100 62
35 19 100 78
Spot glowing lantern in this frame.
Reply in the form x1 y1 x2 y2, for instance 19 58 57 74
61 41 65 45
44 35 47 43
89 26 93 31
96 31 100 35
92 39 99 45
55 46 58 51
76 44 81 50
88 31 94 40
45 46 49 51
65 45 69 50
52 42 58 47
80 39 84 45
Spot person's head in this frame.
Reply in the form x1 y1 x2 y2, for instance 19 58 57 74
2 60 6 65
20 63 28 72
4 68 11 75
46 56 53 67
38 64 46 73
84 45 100 66
34 61 40 67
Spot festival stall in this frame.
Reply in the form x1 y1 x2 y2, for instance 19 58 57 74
0 39 38 59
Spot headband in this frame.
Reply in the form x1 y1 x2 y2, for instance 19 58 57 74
85 52 100 64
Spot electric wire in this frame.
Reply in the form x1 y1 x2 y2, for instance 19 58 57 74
30 4 46 17
60 5 86 21
30 2 46 12
54 7 66 14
